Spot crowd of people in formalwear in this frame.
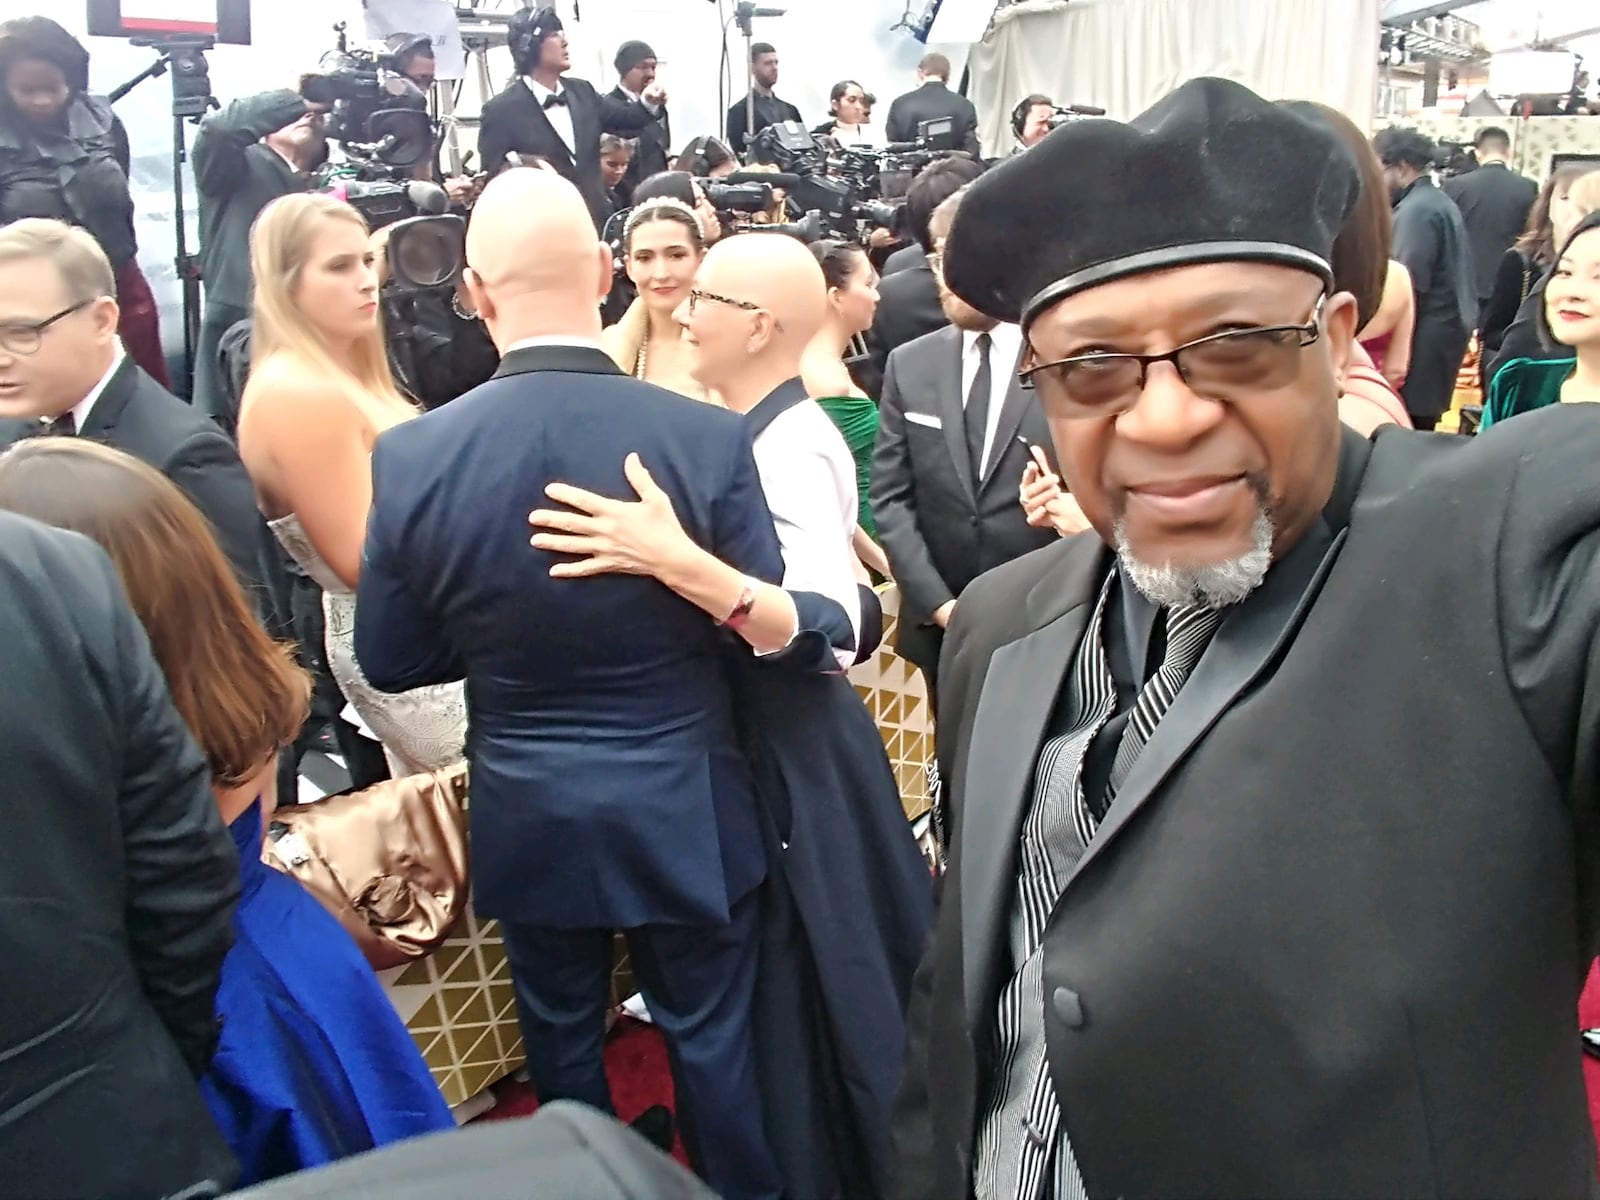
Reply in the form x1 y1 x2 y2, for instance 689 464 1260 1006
7 2 1600 1197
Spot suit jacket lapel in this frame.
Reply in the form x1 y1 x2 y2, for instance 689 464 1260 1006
978 362 1034 493
567 85 594 168
938 329 976 504
76 357 138 440
959 539 1110 1021
1065 515 1347 890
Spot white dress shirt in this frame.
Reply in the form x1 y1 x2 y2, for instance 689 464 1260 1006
523 76 576 157
751 400 863 670
56 344 124 433
961 322 1023 477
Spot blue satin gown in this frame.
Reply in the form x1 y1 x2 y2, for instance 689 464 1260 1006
200 801 455 1186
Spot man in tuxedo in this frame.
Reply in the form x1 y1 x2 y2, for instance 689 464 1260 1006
478 9 667 232
0 219 264 595
1442 125 1538 321
353 168 782 1200
610 40 671 199
885 53 980 156
725 42 802 155
0 512 239 1200
871 183 1055 708
859 156 982 397
892 78 1600 1200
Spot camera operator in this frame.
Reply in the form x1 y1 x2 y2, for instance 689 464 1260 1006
478 8 666 232
1011 93 1054 153
885 54 979 156
192 80 329 430
386 34 478 209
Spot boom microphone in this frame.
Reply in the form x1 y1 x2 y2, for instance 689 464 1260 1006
725 169 803 189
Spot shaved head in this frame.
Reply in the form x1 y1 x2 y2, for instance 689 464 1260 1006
676 234 826 409
464 167 612 349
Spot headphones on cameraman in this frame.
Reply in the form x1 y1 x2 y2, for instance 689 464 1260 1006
507 6 562 75
1011 94 1052 140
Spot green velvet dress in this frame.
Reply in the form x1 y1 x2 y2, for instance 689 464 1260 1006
814 394 879 538
1480 357 1577 430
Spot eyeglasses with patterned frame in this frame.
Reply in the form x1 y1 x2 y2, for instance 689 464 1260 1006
686 287 783 332
0 299 94 357
1018 295 1328 418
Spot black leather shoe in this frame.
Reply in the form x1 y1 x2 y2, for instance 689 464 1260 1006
629 1104 675 1153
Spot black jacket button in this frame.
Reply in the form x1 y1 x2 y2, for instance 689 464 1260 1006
1052 985 1085 1029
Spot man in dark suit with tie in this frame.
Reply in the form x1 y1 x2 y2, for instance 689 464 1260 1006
871 182 1055 708
0 511 239 1200
478 9 667 232
0 219 264 595
858 156 983 397
609 40 671 200
893 78 1600 1200
1442 125 1538 322
885 53 981 156
354 169 782 1200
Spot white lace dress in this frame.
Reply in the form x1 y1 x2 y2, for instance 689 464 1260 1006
270 512 467 777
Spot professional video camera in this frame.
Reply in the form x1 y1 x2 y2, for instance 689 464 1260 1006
744 121 908 242
1046 102 1107 131
305 22 433 178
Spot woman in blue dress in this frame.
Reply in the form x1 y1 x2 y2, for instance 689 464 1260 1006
0 438 455 1186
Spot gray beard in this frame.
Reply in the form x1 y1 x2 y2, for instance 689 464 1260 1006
1114 508 1274 610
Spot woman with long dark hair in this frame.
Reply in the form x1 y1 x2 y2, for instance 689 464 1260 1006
0 16 168 385
0 438 454 1186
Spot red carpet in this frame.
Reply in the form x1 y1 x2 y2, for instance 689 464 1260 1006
1580 961 1600 1174
477 1017 686 1164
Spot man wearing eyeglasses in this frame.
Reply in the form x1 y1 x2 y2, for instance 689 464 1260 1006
892 78 1600 1200
0 219 263 598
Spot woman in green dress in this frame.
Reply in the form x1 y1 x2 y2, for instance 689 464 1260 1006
800 239 889 575
1482 211 1600 429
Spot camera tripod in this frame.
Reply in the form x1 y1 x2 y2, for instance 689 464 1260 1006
108 35 218 397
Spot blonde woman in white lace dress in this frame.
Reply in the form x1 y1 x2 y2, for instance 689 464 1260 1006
238 193 465 775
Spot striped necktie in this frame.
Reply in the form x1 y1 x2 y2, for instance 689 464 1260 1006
1101 603 1223 812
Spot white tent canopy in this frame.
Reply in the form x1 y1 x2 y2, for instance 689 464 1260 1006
964 0 1382 154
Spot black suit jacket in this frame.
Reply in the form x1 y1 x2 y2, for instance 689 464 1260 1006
478 77 658 230
0 356 266 599
0 513 239 1200
355 344 785 929
870 325 1055 672
1443 161 1538 305
884 81 980 155
608 85 671 197
892 415 1600 1199
860 258 946 399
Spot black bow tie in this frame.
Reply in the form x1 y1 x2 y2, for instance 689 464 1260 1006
543 91 567 110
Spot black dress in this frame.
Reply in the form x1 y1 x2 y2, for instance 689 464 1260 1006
732 381 935 1199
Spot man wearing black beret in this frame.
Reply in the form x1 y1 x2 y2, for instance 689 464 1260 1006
892 76 1600 1200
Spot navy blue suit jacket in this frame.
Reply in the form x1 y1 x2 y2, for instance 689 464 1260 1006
354 344 785 930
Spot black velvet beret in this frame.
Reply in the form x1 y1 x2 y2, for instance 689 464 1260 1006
944 77 1361 330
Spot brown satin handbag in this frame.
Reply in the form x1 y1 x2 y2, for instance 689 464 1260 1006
264 762 470 971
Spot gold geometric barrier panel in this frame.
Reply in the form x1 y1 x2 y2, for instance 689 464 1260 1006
847 585 936 821
380 910 525 1108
